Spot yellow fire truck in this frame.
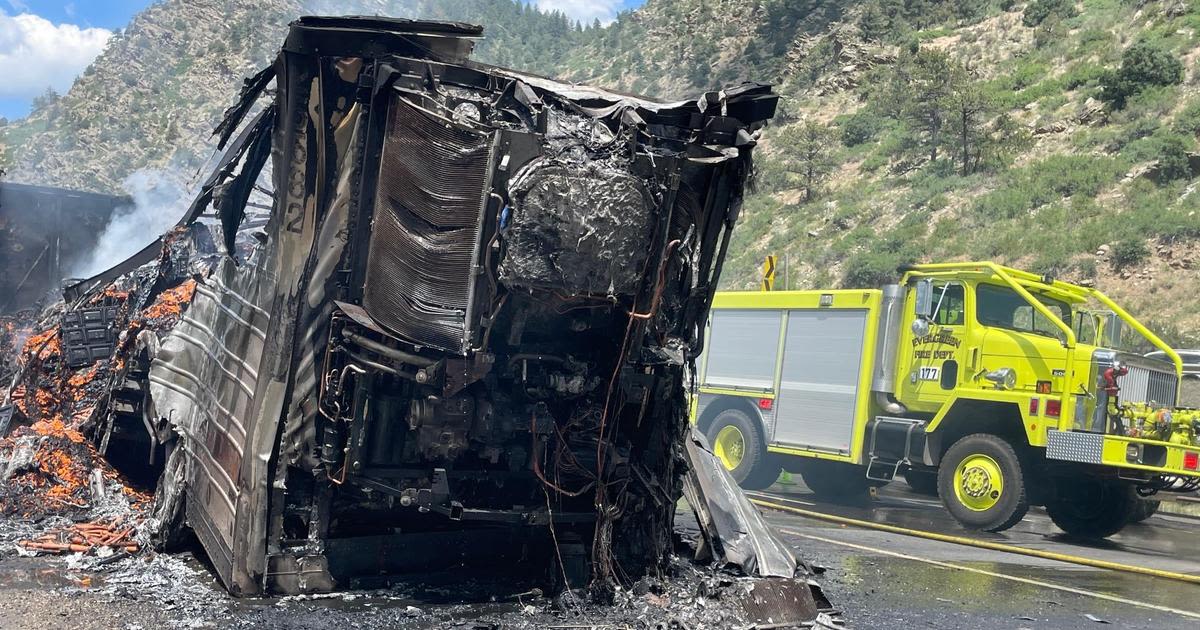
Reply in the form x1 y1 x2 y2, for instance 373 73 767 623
695 262 1200 537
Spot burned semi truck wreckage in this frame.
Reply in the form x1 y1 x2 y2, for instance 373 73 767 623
6 16 810 615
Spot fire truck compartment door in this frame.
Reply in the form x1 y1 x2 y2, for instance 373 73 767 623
772 308 868 453
702 309 782 391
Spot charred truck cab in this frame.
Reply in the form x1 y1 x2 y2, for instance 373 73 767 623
133 18 776 595
697 262 1199 538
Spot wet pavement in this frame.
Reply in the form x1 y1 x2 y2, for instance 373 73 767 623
3 481 1200 628
755 480 1200 629
755 481 1200 575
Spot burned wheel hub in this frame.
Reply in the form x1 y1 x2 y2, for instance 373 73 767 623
954 454 1004 511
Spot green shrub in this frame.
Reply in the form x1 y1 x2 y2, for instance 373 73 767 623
973 155 1123 218
1033 15 1067 50
1011 60 1050 90
842 251 908 288
1022 0 1078 27
1030 254 1070 277
1076 258 1098 279
1075 28 1116 55
1100 42 1185 109
840 109 884 146
1111 238 1149 269
1125 191 1200 241
1155 134 1192 183
860 151 890 172
1061 63 1108 90
1172 100 1200 137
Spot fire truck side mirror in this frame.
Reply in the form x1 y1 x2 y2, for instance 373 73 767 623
914 279 934 321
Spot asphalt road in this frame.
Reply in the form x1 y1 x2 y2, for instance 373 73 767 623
754 479 1200 629
2 479 1198 629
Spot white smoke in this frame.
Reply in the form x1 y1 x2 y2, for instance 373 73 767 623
70 169 189 278
534 0 623 24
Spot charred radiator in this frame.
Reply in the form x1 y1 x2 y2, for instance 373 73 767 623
362 91 494 354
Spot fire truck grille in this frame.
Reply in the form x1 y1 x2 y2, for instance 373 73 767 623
1118 365 1178 406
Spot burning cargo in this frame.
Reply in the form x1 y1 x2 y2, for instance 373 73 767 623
5 15 797 610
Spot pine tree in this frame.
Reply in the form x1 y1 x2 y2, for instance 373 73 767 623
858 2 892 42
893 48 957 164
946 71 991 175
781 120 838 202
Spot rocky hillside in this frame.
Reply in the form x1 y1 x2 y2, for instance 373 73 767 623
750 0 1200 347
563 0 1200 346
0 0 583 191
2 0 1199 344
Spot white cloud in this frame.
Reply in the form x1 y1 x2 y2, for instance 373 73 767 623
0 12 111 99
534 0 623 24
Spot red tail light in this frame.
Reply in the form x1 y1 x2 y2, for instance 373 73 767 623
758 398 773 410
1185 451 1199 470
1045 399 1061 417
1028 398 1039 416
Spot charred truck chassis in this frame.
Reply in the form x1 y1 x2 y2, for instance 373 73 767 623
137 17 775 595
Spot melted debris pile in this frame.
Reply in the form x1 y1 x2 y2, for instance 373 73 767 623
63 533 842 630
0 226 212 550
0 308 37 375
18 515 139 555
1 322 123 519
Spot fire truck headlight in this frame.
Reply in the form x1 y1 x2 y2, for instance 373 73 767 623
985 367 1017 390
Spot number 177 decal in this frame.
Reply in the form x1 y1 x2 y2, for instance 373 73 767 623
917 366 940 381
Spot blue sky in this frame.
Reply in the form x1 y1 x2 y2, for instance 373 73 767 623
0 1 644 121
3 1 148 29
0 1 147 119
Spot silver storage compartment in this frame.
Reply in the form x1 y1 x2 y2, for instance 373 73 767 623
702 309 782 390
773 309 869 452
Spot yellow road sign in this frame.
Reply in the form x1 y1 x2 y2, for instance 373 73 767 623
762 255 776 291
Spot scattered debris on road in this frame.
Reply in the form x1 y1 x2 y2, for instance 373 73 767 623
18 515 139 555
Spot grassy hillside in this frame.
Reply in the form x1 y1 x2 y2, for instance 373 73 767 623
558 0 1200 345
754 1 1200 346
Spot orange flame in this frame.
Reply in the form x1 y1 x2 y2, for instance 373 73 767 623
23 327 60 359
140 279 197 322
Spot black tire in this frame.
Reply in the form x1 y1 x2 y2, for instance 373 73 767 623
937 433 1029 532
704 408 780 490
795 459 872 500
1130 499 1161 523
1046 479 1136 538
904 468 939 496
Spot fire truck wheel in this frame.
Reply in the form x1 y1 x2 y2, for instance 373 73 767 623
706 408 780 490
938 434 1029 532
796 459 872 499
1129 499 1161 523
1046 479 1136 538
903 468 939 496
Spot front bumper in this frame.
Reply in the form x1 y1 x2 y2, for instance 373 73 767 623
1047 429 1200 478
